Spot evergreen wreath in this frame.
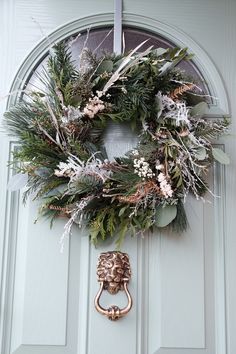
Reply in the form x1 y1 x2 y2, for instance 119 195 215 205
4 40 230 249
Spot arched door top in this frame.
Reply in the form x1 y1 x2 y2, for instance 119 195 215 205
8 13 229 117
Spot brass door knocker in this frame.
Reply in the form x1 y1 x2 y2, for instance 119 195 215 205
94 251 132 321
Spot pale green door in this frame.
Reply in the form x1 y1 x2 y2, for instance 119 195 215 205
0 1 235 354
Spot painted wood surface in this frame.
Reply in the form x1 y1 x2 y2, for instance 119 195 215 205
0 1 235 354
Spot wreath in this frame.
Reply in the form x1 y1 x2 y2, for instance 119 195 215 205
4 40 229 249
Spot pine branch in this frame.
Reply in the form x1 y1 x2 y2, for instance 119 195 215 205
48 42 78 88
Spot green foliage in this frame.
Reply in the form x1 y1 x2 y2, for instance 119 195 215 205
48 42 78 89
155 205 177 227
190 101 209 117
212 147 230 164
169 200 188 233
3 39 230 248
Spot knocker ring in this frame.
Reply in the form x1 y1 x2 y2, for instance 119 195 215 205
94 251 132 321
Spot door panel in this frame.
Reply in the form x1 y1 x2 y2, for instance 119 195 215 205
7 192 218 354
1 1 233 354
7 197 80 353
148 199 214 353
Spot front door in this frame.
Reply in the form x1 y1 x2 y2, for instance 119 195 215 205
1 1 235 354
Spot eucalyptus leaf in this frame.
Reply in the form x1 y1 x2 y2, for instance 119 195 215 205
190 102 209 117
113 58 124 69
96 60 113 74
212 147 230 164
118 206 127 217
34 167 51 179
155 95 163 118
155 205 177 227
7 173 28 191
194 147 207 161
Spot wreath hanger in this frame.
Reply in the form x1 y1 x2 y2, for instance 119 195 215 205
114 0 123 54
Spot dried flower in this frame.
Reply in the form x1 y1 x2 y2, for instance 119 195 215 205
83 96 105 118
134 158 155 179
131 149 139 156
156 91 190 126
155 163 164 171
54 162 74 177
157 172 173 198
61 105 83 124
54 155 111 182
178 128 189 137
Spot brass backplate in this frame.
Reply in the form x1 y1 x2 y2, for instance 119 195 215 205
96 251 131 294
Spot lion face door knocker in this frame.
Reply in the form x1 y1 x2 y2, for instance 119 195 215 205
94 251 132 321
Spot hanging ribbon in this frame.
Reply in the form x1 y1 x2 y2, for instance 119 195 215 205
113 0 122 54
